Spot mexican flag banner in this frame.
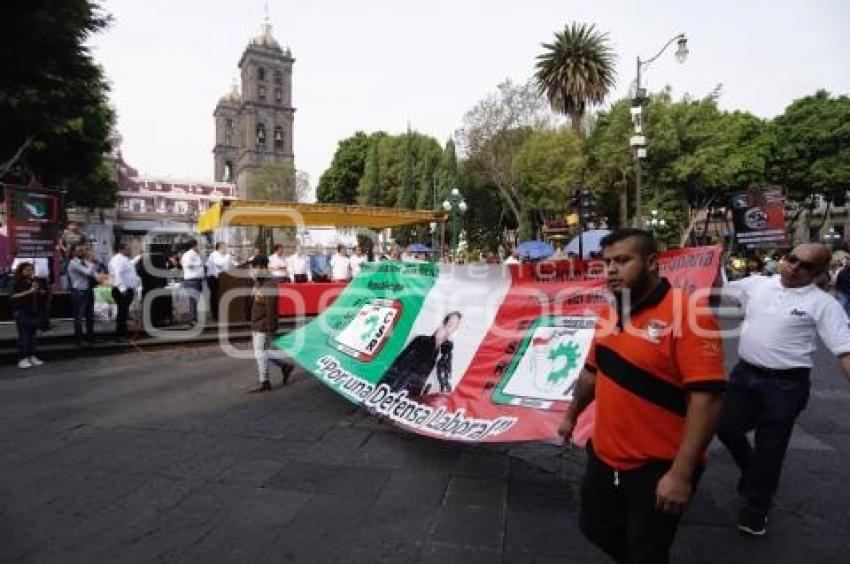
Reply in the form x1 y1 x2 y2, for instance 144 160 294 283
276 246 723 443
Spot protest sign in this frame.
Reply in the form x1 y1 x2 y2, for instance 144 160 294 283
276 246 723 442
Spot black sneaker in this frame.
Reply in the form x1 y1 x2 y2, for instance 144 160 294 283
248 381 273 393
738 506 767 537
281 362 294 385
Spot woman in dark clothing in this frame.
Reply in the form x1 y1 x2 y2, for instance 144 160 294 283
378 311 462 396
11 262 46 369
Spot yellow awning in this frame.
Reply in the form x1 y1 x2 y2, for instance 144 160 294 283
198 200 443 232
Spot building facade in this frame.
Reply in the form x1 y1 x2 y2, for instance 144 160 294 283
212 19 295 199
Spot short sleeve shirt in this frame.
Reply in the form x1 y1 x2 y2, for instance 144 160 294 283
586 279 726 471
726 275 850 368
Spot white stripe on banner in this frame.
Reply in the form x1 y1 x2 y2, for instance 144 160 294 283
403 264 512 394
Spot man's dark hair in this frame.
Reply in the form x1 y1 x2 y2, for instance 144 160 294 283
113 242 126 253
443 311 462 325
250 255 269 268
215 242 224 250
599 228 657 257
185 238 197 250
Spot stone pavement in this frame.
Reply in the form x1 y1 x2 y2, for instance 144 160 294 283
1 341 849 563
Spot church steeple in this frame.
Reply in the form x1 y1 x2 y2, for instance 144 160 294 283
213 6 296 198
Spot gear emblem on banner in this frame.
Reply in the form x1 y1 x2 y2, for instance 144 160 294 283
546 341 580 384
359 314 380 341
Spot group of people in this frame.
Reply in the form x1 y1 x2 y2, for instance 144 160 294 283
558 229 850 563
264 243 368 283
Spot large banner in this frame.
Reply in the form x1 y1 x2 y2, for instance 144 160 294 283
730 186 787 249
276 246 723 443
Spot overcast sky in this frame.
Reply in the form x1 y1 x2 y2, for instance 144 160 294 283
90 0 850 197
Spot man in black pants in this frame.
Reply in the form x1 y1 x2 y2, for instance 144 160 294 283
719 243 850 536
559 229 726 563
108 242 140 338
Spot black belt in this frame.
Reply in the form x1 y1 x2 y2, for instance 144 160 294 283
739 359 810 381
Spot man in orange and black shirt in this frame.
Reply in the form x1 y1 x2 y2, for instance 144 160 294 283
559 229 726 564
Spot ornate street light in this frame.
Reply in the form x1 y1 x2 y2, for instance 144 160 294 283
644 208 669 238
442 188 467 258
631 33 689 227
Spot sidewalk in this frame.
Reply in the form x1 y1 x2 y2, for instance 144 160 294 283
0 317 308 364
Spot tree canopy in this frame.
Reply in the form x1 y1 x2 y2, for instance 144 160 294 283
0 0 118 207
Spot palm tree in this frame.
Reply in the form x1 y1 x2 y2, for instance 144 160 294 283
535 23 617 136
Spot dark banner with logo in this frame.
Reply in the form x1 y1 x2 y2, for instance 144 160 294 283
3 185 61 258
729 187 787 249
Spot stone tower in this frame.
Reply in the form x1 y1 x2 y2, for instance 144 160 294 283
213 16 295 199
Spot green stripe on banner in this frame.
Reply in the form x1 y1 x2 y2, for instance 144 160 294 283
276 260 438 398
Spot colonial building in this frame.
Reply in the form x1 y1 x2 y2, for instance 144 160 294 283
212 17 295 198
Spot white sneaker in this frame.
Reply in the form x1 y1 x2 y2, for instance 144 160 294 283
29 356 44 366
18 359 33 369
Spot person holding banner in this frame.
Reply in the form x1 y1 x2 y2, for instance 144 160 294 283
558 228 726 564
247 255 294 393
717 243 850 537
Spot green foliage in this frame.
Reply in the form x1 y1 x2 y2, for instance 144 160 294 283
767 90 850 204
535 23 617 134
247 161 306 202
0 0 118 207
316 131 371 203
513 128 585 225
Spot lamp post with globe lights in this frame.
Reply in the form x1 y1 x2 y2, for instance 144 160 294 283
630 33 689 227
442 188 467 258
644 208 669 241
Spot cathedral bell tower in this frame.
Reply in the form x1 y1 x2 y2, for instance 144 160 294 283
213 14 295 199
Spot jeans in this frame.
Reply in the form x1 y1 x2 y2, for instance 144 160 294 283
716 361 810 512
14 311 39 360
252 331 288 383
70 288 94 341
183 279 203 323
579 443 698 564
112 287 135 336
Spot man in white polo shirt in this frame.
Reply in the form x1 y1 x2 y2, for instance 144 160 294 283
330 244 351 282
719 243 850 537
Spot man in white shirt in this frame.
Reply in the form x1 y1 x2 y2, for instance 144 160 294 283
180 239 204 325
108 242 141 338
205 242 235 321
268 244 289 282
330 244 351 282
349 246 368 278
287 246 310 283
719 243 850 536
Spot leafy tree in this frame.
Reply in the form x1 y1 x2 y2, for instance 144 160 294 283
512 127 585 230
359 141 382 206
535 23 617 136
767 90 850 234
437 139 459 203
247 161 308 202
0 0 118 207
316 131 371 203
456 79 554 239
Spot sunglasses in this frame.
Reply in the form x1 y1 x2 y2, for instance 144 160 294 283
784 254 819 272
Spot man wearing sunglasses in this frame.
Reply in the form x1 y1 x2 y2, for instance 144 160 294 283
718 243 850 537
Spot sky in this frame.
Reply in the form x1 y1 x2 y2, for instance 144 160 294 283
90 0 850 198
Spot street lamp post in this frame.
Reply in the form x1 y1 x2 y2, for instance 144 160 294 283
631 33 689 227
823 227 842 248
442 188 467 258
644 208 668 240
